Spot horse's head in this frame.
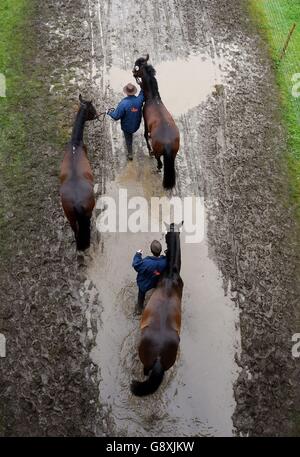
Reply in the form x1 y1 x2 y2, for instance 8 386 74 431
165 221 184 235
79 94 98 121
133 54 150 78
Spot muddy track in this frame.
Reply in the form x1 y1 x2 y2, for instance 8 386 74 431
0 0 299 437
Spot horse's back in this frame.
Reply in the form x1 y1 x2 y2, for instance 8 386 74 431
60 144 93 183
138 280 182 373
141 286 182 334
144 102 179 152
60 144 95 217
60 178 94 208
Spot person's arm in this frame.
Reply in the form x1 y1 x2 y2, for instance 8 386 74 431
158 256 168 273
132 251 144 272
136 89 144 105
107 100 126 121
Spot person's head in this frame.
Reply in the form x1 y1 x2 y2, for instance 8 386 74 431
150 240 162 257
123 83 137 96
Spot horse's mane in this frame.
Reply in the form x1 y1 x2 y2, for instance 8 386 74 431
144 64 156 78
143 64 161 99
165 230 181 278
71 106 86 146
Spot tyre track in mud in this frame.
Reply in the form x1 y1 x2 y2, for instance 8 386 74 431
0 0 298 437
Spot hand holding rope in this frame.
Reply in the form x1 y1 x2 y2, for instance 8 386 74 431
95 108 114 122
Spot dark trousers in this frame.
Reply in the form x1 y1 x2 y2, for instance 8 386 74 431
123 131 133 156
137 289 146 311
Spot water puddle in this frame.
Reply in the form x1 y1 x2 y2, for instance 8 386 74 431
86 156 240 437
108 53 225 117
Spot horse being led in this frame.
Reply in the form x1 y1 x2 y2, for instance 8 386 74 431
133 54 180 190
131 222 184 396
60 95 98 250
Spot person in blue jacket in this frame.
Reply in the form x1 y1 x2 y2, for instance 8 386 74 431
107 83 144 160
132 240 167 313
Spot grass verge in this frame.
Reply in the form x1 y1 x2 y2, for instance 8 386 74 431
250 0 300 217
0 0 68 258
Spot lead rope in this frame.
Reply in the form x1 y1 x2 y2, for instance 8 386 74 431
95 108 114 123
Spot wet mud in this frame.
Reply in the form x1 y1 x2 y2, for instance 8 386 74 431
85 154 240 436
0 0 298 437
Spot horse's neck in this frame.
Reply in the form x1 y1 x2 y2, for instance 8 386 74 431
141 70 161 101
166 235 181 278
71 108 86 146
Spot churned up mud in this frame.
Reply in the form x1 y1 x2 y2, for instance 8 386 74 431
0 0 298 436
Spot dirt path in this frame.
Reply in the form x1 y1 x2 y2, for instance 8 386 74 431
80 0 244 436
0 0 298 437
81 0 298 436
85 154 239 436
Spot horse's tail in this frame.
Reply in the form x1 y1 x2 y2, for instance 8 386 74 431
131 358 165 397
74 205 91 251
163 145 176 190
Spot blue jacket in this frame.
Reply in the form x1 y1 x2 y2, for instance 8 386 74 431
108 90 144 133
132 253 167 293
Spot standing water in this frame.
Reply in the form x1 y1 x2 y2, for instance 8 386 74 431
83 0 241 437
86 152 240 436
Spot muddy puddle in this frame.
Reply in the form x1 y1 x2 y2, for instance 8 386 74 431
108 52 225 117
84 136 240 436
1 0 297 438
80 0 242 437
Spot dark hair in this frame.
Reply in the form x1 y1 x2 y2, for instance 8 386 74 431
150 240 162 257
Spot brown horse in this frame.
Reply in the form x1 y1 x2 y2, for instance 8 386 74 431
133 54 180 190
59 94 98 250
131 222 184 396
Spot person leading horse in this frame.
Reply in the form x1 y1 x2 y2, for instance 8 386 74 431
133 54 180 190
131 222 184 396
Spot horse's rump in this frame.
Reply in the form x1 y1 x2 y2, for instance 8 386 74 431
60 179 95 212
138 331 161 370
139 326 179 372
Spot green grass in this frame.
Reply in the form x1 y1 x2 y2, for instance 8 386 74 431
0 0 34 165
0 0 28 72
250 0 300 215
0 0 66 257
0 1 44 230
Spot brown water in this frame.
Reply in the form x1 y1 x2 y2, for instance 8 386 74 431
85 151 240 436
108 52 225 117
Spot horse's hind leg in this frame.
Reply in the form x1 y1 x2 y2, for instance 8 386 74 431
144 123 153 155
144 366 150 376
63 204 78 240
156 157 163 171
